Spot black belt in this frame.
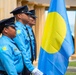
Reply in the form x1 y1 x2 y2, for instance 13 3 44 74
18 73 22 75
0 70 22 75
0 70 7 75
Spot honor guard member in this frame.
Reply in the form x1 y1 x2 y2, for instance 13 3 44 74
23 10 37 75
0 17 24 75
26 10 37 63
10 6 43 75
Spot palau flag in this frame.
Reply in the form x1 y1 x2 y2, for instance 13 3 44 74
38 0 74 75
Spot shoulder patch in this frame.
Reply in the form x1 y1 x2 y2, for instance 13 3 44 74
17 30 21 34
2 46 7 51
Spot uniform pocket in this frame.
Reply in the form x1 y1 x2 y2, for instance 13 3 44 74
14 48 21 56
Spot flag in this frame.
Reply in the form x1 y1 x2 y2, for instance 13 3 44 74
38 0 74 75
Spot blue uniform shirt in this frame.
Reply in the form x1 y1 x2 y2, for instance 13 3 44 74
13 21 35 72
26 25 36 61
0 35 24 75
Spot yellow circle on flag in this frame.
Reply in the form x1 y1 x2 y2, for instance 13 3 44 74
41 12 66 54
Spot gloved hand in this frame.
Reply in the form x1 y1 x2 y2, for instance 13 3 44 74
32 68 43 75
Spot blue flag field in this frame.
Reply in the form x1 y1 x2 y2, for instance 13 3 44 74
38 0 74 75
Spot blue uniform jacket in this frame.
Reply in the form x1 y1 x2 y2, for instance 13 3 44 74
26 25 36 61
0 35 24 75
13 21 35 72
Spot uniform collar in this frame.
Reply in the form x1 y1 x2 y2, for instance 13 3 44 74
15 21 27 29
26 24 31 29
2 35 15 43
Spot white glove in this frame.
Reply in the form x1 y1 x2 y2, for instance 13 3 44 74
32 68 43 75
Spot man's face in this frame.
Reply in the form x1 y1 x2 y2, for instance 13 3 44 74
18 13 29 24
4 26 16 38
28 16 36 26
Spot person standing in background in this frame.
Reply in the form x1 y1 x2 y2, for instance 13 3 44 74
26 9 37 63
23 9 37 75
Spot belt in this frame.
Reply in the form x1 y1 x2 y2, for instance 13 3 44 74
0 70 7 74
18 72 22 75
0 70 22 75
18 73 22 75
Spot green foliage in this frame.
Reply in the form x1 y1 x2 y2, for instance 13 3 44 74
65 72 76 75
65 61 76 75
69 61 76 67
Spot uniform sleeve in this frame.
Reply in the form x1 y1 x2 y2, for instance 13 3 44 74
13 29 35 72
0 46 18 75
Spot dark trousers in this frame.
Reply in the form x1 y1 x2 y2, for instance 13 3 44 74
0 71 22 75
22 66 32 75
22 59 34 75
0 71 7 75
0 73 22 75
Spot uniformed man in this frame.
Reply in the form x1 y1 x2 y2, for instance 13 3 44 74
26 9 37 63
0 17 24 75
10 5 43 75
23 9 37 75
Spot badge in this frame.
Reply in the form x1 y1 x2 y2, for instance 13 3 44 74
17 30 21 34
14 48 18 51
2 46 7 51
